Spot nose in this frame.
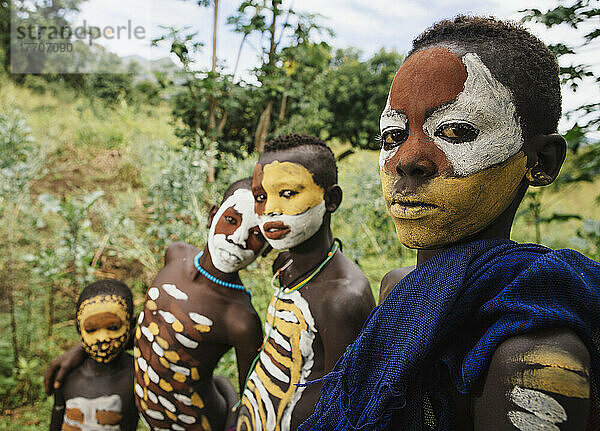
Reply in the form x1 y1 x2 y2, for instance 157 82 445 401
227 226 248 248
389 130 440 179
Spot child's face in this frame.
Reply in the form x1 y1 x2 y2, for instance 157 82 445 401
252 159 326 250
207 188 266 273
379 46 528 248
77 294 131 363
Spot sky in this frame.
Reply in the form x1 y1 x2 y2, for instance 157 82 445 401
74 0 598 134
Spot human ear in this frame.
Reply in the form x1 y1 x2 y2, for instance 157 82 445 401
207 205 218 228
524 133 566 186
324 184 342 213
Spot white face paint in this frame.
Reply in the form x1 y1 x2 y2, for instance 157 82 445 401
207 188 262 273
423 52 523 176
258 200 326 250
378 52 523 177
379 94 408 170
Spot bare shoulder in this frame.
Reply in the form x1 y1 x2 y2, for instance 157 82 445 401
225 301 263 344
379 266 416 305
164 241 199 265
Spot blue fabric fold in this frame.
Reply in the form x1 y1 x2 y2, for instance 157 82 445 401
298 239 600 431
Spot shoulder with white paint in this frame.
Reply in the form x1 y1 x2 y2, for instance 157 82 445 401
472 328 591 431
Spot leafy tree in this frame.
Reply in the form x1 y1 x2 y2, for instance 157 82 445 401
521 0 599 252
521 0 599 164
228 0 332 151
320 48 403 150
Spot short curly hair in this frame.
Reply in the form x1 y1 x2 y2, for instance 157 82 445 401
262 134 338 189
409 15 562 141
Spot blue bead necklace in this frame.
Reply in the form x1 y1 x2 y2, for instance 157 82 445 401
194 251 252 299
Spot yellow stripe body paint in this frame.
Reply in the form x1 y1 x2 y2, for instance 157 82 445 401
508 347 590 399
380 151 527 248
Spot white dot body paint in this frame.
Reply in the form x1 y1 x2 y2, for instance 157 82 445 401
173 393 192 406
379 52 523 176
158 310 176 324
175 333 198 349
508 385 566 431
146 389 158 404
208 188 261 273
158 395 177 412
189 312 213 326
152 341 164 357
148 287 159 300
137 311 144 325
147 365 159 384
145 409 164 420
178 414 196 424
161 283 188 301
134 383 144 399
141 326 154 343
259 200 327 250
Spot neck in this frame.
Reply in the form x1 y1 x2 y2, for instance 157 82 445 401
197 245 243 286
85 353 123 374
284 220 334 283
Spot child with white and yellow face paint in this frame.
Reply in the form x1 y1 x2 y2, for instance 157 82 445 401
236 135 375 431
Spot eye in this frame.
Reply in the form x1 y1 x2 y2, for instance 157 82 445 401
107 325 121 331
381 128 408 151
254 193 266 203
434 122 479 143
224 215 237 225
279 190 297 198
86 328 97 333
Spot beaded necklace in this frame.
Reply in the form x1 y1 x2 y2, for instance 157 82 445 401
272 239 340 294
194 251 252 299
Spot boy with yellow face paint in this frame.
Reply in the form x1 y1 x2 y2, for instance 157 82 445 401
50 279 138 431
301 16 600 431
236 134 375 431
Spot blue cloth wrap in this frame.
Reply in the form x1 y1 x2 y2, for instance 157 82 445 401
298 239 600 431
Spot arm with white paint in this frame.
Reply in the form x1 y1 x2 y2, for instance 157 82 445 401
472 328 591 431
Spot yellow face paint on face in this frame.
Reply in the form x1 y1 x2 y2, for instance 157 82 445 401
77 295 130 363
381 151 527 248
261 161 324 216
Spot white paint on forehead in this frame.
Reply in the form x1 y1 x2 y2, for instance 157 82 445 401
424 52 523 176
508 385 566 431
378 95 408 169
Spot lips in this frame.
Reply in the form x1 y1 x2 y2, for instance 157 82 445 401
389 199 439 220
262 221 291 239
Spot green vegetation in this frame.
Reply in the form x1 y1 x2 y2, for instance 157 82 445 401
0 0 598 428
